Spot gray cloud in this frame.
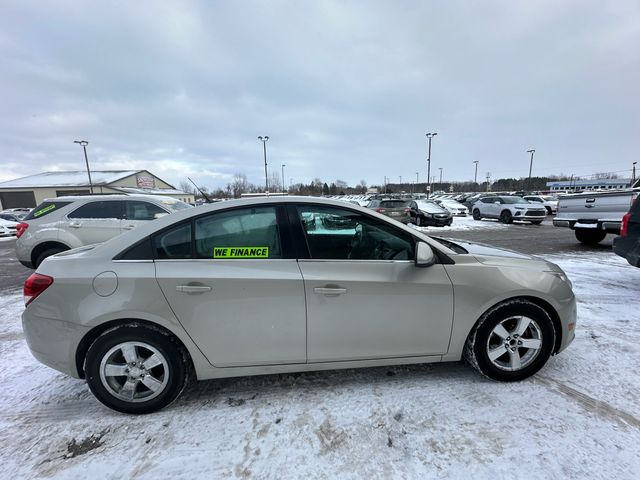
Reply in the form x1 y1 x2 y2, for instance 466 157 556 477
1 0 638 189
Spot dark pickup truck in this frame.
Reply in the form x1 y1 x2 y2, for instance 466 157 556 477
613 195 640 267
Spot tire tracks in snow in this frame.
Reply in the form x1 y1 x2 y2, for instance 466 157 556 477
535 375 640 429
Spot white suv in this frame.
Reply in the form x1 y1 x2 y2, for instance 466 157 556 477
472 196 547 224
16 194 191 268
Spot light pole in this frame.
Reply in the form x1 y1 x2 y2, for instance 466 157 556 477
486 172 491 192
73 140 94 193
425 132 437 198
258 136 269 193
399 175 402 187
526 149 535 192
438 167 443 188
633 162 637 185
473 161 479 192
281 164 286 194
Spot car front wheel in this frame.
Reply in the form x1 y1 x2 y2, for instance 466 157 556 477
499 210 513 224
472 209 481 220
85 324 189 414
464 300 555 382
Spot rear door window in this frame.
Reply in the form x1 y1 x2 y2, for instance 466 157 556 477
154 222 192 259
68 201 124 219
194 206 283 259
380 200 408 209
24 201 72 220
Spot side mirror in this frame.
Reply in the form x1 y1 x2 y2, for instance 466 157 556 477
415 242 436 267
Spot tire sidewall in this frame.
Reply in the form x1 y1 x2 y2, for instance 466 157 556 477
470 302 555 382
500 210 513 224
85 325 187 414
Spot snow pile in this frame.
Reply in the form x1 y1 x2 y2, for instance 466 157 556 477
409 215 511 232
0 251 639 478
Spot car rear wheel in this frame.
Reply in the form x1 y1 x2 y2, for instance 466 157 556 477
472 209 481 220
464 300 555 382
416 216 423 227
85 324 189 414
499 210 513 224
575 228 607 245
35 246 68 268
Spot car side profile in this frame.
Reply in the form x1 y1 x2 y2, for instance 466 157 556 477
472 196 547 224
15 194 191 268
408 200 453 226
22 197 576 414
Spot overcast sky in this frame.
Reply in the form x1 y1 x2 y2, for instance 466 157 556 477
1 0 639 190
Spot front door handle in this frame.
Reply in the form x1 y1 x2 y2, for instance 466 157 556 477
123 224 136 230
314 287 347 296
69 222 82 228
176 285 212 294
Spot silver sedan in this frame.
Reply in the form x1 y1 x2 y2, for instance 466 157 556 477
22 197 576 413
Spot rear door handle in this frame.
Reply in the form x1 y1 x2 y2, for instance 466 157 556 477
69 222 82 228
176 285 212 294
123 224 136 230
314 287 347 296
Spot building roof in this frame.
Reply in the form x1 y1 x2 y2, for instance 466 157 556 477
0 170 142 188
110 186 191 196
546 178 632 187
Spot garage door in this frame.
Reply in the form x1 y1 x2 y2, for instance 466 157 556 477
0 191 37 209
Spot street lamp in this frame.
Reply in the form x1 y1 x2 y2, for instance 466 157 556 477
438 167 443 187
633 162 637 185
526 149 535 192
281 164 286 194
425 132 437 198
73 140 94 193
473 161 479 192
258 136 269 193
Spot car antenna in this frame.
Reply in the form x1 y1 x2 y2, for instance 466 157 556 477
188 177 213 203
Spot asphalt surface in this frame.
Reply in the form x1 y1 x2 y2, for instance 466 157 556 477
0 218 614 293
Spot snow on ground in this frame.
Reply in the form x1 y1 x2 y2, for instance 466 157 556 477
409 215 511 232
0 251 639 479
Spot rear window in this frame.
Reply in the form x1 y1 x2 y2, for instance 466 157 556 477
68 201 123 219
380 200 408 208
24 201 72 220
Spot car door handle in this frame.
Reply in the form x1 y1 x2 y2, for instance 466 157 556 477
69 222 82 228
176 285 212 294
123 224 136 230
314 287 347 296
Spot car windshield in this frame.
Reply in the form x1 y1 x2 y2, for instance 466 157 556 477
500 197 527 204
160 200 192 212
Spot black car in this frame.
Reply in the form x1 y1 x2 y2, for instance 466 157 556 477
408 200 453 227
613 195 640 267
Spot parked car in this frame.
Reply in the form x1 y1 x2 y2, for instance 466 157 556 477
523 195 558 215
16 194 191 268
553 189 640 245
22 197 576 413
366 199 412 224
408 200 453 227
434 198 469 216
613 195 640 267
472 196 547 224
0 218 18 237
462 193 497 210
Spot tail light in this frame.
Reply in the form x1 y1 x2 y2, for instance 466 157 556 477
24 273 54 306
376 208 386 213
16 222 29 238
621 212 631 237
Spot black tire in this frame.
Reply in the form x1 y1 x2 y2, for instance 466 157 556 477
463 300 555 382
499 210 513 224
545 206 552 215
415 216 422 227
530 220 543 225
35 246 68 268
85 324 189 414
472 209 481 221
574 228 606 245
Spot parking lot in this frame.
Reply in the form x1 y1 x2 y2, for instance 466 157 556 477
0 216 638 479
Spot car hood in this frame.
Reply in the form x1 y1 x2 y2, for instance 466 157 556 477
441 238 564 272
417 203 449 214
